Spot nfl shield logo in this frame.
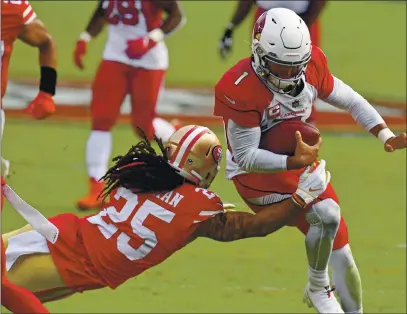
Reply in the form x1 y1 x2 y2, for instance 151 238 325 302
292 100 300 108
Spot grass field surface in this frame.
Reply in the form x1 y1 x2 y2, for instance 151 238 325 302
1 118 406 313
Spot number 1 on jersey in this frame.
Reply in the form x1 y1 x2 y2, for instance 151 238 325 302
234 71 249 86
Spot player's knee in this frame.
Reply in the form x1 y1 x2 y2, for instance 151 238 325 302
309 198 341 227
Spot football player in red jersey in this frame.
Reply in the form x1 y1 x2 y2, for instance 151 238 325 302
1 0 58 177
3 125 330 306
73 0 186 211
214 8 407 314
1 175 59 313
218 0 325 126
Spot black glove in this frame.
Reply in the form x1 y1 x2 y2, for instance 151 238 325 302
219 26 234 59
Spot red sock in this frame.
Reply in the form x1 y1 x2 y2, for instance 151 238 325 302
1 280 49 314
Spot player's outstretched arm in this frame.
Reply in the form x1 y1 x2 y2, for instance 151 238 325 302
325 76 407 153
18 18 57 119
219 0 254 59
194 160 331 242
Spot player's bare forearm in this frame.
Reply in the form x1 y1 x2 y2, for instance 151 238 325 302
153 0 185 35
85 0 106 37
300 0 326 25
369 123 389 137
18 19 57 70
194 198 300 242
229 0 254 29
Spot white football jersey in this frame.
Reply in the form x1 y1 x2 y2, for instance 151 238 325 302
101 0 168 70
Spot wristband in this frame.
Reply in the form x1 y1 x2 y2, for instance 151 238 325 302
148 28 165 43
39 66 57 96
79 31 92 43
378 128 395 144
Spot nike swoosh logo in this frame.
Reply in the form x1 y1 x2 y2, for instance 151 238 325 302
224 95 236 104
309 187 322 192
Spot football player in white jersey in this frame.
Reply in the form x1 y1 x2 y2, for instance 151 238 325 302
214 8 407 314
72 0 186 210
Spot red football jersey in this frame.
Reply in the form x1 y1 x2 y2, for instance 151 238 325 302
1 0 36 98
213 46 334 153
214 45 334 129
79 184 224 289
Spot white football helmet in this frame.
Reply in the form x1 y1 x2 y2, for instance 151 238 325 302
252 8 312 94
165 125 222 189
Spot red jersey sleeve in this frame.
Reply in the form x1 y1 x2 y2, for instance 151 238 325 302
306 46 334 100
191 188 224 224
214 59 263 128
20 1 37 25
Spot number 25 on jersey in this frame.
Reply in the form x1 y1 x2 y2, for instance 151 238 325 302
87 188 175 261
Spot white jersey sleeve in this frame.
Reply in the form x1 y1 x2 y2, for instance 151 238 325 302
326 76 385 131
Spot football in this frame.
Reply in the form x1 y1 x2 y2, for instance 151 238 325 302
259 119 320 156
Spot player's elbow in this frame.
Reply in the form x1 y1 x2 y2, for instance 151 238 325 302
234 149 256 172
37 32 55 51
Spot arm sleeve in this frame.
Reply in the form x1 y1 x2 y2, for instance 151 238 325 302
326 76 385 131
227 119 288 172
21 1 37 25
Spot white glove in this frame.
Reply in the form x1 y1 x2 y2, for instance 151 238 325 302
292 160 331 208
223 203 236 212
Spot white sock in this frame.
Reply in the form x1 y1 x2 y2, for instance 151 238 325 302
308 267 330 290
330 244 363 313
86 130 112 181
153 117 176 143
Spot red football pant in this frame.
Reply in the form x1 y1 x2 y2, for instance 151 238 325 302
90 60 165 139
233 172 349 251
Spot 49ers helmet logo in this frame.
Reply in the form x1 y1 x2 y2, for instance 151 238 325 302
212 145 222 163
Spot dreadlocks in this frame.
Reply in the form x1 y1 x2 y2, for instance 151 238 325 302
98 128 185 200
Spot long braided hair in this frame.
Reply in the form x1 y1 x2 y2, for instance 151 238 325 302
98 128 185 200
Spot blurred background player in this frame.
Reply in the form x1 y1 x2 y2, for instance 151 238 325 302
218 0 326 125
3 126 331 303
73 0 186 211
1 0 58 178
219 0 326 57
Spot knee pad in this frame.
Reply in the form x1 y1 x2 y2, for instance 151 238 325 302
307 198 341 226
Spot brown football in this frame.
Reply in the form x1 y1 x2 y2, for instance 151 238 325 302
259 119 320 156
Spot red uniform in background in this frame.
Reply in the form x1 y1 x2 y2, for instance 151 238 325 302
1 0 36 99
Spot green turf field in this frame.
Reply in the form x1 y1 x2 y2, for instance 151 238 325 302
1 118 406 313
8 1 407 102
